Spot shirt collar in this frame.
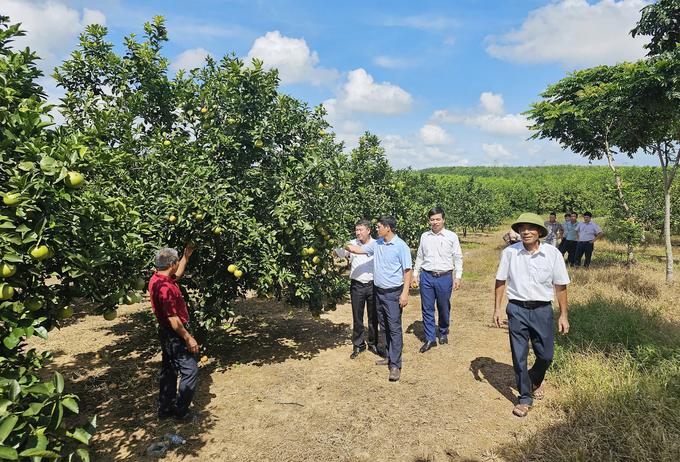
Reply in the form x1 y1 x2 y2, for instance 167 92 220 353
518 242 546 256
427 227 446 236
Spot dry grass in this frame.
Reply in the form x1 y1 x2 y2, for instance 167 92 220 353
499 236 680 462
24 228 680 461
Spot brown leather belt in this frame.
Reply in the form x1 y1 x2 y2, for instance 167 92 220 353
425 270 453 278
509 299 552 309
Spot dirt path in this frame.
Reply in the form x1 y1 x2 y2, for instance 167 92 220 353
28 230 560 461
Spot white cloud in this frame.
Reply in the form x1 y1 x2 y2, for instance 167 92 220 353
479 92 504 115
469 113 530 136
430 93 530 137
485 0 651 66
373 55 411 69
382 134 468 169
246 31 337 85
0 0 106 71
341 120 364 133
419 124 454 146
172 48 211 72
334 68 412 115
482 143 515 160
82 8 106 27
444 37 456 46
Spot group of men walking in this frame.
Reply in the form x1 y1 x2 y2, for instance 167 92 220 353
338 208 462 383
148 208 587 420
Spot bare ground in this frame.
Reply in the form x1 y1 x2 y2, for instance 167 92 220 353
27 229 652 462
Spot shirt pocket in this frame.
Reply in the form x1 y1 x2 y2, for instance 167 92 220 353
532 265 553 285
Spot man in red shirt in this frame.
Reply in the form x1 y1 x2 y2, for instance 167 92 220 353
149 246 198 421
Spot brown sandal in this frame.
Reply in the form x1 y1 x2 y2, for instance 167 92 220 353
513 403 532 417
532 383 546 400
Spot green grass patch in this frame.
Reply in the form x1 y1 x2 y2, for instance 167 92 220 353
461 271 483 281
460 241 484 249
503 298 680 461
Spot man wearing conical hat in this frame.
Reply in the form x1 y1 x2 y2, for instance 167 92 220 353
493 213 570 418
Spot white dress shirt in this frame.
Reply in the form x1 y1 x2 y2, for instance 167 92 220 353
575 221 603 241
413 228 463 279
334 238 374 283
496 242 570 302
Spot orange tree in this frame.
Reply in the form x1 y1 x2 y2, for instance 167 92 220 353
54 17 351 328
0 16 160 460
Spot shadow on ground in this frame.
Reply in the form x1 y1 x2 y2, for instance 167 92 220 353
469 357 515 404
405 320 426 343
498 297 680 461
41 311 218 461
38 295 350 460
205 297 350 369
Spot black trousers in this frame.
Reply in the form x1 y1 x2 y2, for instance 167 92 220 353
575 241 595 267
350 280 379 348
565 240 578 265
158 326 198 417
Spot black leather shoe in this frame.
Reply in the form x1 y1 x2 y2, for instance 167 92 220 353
439 335 448 345
368 345 386 358
419 341 437 353
350 346 366 359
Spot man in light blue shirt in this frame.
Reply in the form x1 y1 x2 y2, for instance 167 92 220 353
344 214 412 382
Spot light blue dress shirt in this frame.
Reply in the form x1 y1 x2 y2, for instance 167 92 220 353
361 235 412 289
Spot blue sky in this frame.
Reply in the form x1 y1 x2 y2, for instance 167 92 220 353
2 0 658 169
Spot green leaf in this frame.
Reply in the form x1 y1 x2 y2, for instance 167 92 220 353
18 448 60 458
8 381 20 402
0 445 17 460
22 402 43 416
2 253 23 263
2 336 20 350
66 415 96 445
74 448 90 462
47 401 63 432
0 399 11 415
61 398 78 414
54 372 64 394
0 415 18 443
23 383 53 396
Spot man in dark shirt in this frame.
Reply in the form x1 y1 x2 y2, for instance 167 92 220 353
149 246 198 421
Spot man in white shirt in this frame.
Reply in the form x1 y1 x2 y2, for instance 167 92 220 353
413 207 463 353
574 212 604 268
493 213 570 418
334 219 385 359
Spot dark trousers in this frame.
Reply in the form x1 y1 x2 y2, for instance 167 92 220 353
375 286 404 369
506 301 554 405
558 238 567 255
420 271 453 342
565 239 578 265
158 327 198 417
350 280 379 348
574 241 594 267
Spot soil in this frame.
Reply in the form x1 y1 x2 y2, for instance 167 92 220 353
26 230 561 461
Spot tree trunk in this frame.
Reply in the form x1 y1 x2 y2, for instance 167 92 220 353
627 243 634 263
658 143 679 283
604 140 635 263
663 184 674 281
